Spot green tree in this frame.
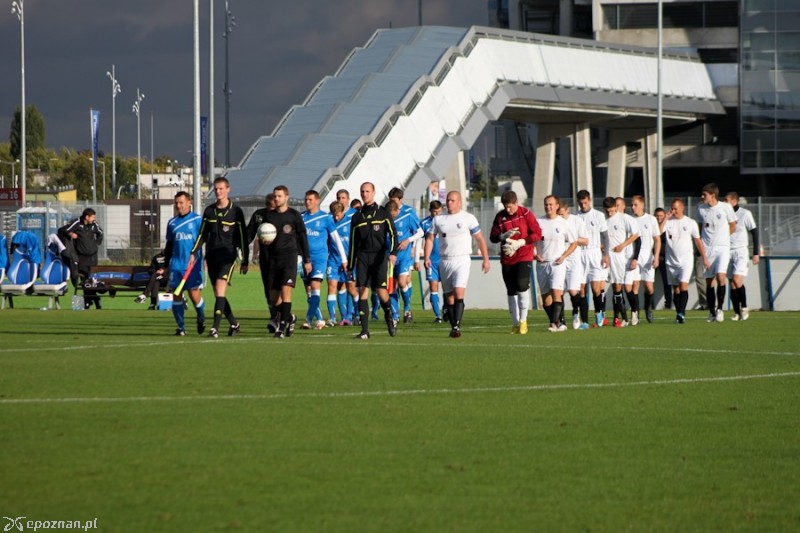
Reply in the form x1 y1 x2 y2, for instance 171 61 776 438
9 104 46 159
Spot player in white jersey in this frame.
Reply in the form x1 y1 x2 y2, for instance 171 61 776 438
603 197 641 327
725 192 760 321
615 197 645 324
424 191 490 338
576 190 610 327
661 198 708 323
536 195 578 332
558 200 590 330
696 182 737 322
630 195 662 324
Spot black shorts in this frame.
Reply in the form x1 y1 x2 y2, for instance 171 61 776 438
265 255 298 292
206 249 238 284
502 261 532 295
355 252 388 291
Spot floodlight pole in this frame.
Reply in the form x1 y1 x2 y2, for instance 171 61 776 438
193 0 202 213
106 65 121 197
223 0 235 169
656 0 664 209
209 0 215 186
11 0 26 204
132 88 145 200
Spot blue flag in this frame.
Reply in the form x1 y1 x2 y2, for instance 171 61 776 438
91 109 100 175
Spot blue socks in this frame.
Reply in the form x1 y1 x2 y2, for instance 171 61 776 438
327 295 337 322
430 292 441 318
172 300 185 331
401 285 412 314
307 289 321 324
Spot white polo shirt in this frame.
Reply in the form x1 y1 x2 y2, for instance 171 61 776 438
431 210 481 259
730 207 757 251
696 201 736 248
634 213 661 263
664 217 700 266
538 216 576 262
576 208 607 250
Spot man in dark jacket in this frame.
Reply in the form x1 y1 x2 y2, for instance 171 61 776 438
58 208 104 309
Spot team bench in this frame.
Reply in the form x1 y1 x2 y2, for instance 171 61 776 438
79 265 166 296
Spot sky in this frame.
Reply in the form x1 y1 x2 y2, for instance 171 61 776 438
0 0 488 167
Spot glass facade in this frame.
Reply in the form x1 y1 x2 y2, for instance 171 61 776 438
603 2 738 30
741 0 800 173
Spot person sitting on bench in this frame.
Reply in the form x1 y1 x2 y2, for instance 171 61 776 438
134 251 166 310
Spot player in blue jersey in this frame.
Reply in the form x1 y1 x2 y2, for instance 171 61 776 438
419 200 444 323
387 187 423 323
302 190 348 330
328 200 358 325
164 191 205 336
336 190 360 324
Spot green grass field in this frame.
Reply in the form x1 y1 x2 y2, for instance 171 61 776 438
1 274 799 532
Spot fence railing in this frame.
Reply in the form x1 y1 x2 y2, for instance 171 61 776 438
3 197 800 263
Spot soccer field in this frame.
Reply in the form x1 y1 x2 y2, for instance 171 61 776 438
1 275 799 532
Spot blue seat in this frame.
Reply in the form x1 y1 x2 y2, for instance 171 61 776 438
1 247 39 295
1 231 42 309
34 247 70 309
0 234 8 284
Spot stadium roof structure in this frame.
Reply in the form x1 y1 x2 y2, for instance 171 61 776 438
225 25 724 204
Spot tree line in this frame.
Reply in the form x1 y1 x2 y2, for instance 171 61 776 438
3 104 179 200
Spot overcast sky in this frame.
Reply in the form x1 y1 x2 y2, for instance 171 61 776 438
0 0 487 167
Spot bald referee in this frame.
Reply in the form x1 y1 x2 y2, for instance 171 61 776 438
348 182 398 340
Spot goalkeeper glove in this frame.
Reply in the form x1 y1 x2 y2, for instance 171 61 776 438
501 238 525 256
499 228 520 241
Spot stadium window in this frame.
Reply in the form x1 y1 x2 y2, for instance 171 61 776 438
698 48 739 64
744 0 776 12
742 150 775 167
777 32 800 51
776 150 800 166
704 2 739 27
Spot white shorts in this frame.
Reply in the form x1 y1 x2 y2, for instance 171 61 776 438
638 255 657 283
667 259 693 285
440 255 471 293
704 246 730 278
727 247 750 277
609 252 638 285
565 254 586 292
585 248 608 283
537 261 566 294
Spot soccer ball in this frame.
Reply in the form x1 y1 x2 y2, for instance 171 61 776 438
257 222 277 244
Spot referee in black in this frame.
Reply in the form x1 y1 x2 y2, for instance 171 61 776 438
348 181 398 339
260 185 311 338
246 192 278 327
190 176 249 338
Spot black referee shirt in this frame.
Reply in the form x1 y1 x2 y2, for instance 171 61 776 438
263 208 310 263
348 201 398 263
192 200 249 265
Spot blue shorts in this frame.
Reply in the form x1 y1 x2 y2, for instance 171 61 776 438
326 261 348 283
426 261 440 282
169 266 204 291
395 252 416 276
307 252 327 281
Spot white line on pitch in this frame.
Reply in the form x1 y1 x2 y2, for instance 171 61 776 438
1 371 799 405
0 337 798 357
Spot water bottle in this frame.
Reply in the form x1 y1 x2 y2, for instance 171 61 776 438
71 295 85 311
